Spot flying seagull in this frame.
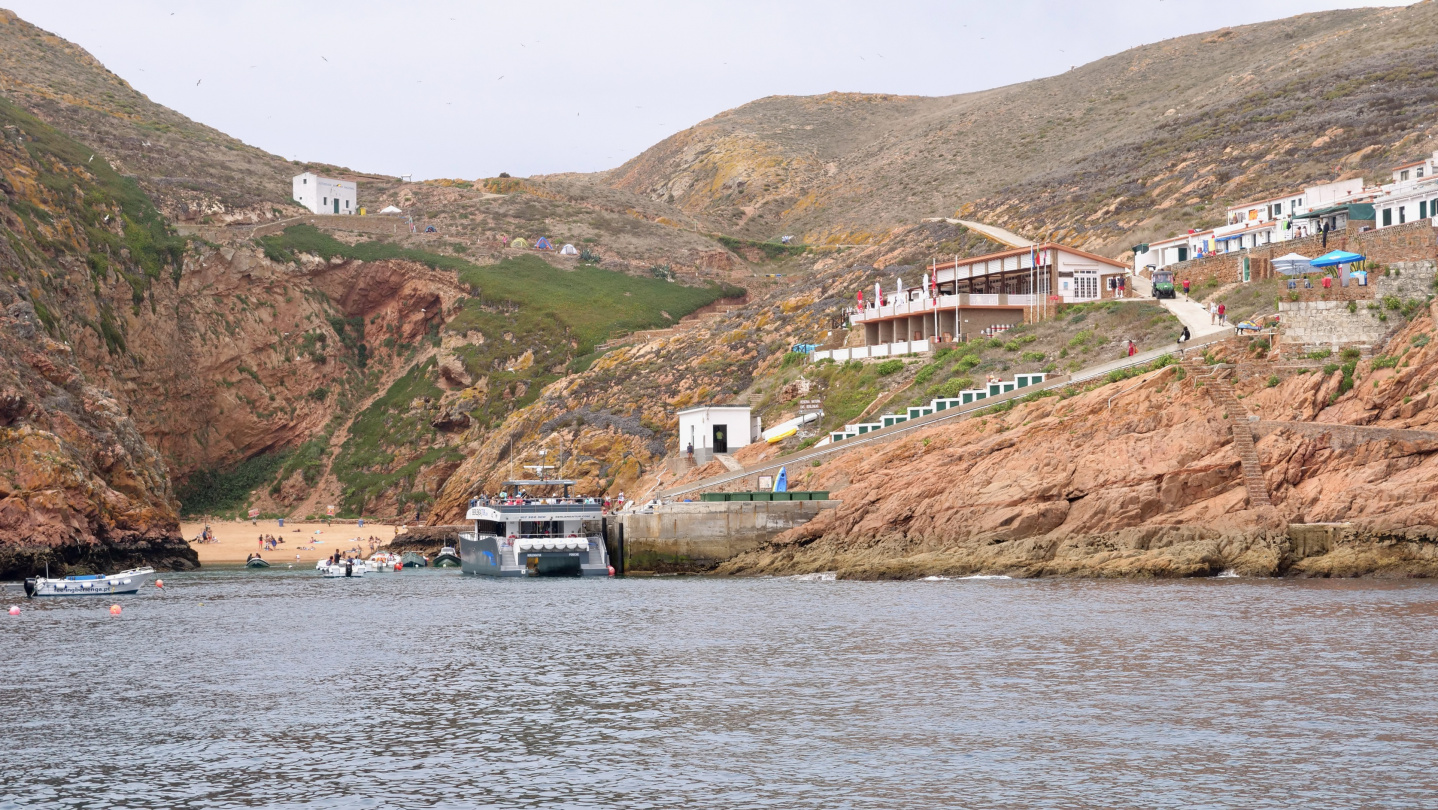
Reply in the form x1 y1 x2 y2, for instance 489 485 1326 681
321 56 328 62
196 79 201 85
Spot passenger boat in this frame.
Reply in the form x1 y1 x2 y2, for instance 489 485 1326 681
400 551 428 568
431 547 461 568
367 552 399 571
24 567 154 597
460 486 610 578
318 558 365 578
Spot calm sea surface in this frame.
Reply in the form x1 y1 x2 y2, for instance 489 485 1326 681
1 568 1436 809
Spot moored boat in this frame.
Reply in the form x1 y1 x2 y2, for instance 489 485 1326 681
317 558 365 578
400 551 428 568
24 567 155 597
460 487 610 578
432 547 461 567
245 556 270 568
367 552 399 571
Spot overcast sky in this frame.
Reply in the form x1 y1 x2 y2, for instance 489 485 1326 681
7 1 1411 180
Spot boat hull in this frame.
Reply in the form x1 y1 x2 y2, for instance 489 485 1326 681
245 559 270 568
432 553 461 568
459 534 609 578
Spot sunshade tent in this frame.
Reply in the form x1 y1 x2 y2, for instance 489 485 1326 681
1310 250 1365 268
511 238 529 249
379 205 403 214
1273 252 1314 275
533 237 554 250
559 243 579 255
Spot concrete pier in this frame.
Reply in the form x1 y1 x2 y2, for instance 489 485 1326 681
616 500 838 573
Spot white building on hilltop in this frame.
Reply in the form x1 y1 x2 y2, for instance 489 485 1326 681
677 405 759 463
292 172 356 215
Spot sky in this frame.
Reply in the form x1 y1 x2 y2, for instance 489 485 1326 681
6 0 1413 180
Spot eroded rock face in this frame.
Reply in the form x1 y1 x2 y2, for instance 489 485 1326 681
0 302 196 578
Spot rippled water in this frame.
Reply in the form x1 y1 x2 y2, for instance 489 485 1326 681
2 568 1436 809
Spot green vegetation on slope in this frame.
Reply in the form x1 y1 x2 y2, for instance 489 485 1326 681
175 452 287 517
0 96 185 322
251 229 746 516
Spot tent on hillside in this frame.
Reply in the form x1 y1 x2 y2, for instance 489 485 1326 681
511 237 530 249
379 205 403 214
1273 253 1314 275
534 236 554 250
560 243 579 255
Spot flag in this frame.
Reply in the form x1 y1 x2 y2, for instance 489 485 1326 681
875 281 882 306
773 466 788 493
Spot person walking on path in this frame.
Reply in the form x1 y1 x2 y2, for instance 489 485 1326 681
1209 301 1217 324
1182 279 1191 297
1218 303 1227 325
1127 339 1136 357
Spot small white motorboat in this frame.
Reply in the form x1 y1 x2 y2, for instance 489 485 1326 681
24 567 154 597
367 552 399 571
318 559 365 578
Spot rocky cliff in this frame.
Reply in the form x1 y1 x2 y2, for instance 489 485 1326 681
716 308 1438 579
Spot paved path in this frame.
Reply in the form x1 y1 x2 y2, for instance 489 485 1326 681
922 218 1035 248
1128 273 1229 338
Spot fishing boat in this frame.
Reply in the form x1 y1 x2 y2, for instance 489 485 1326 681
400 552 428 568
460 481 610 578
24 567 154 597
431 547 461 568
245 556 270 568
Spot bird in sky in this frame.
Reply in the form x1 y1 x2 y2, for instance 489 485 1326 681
321 56 328 62
196 79 201 85
498 76 504 80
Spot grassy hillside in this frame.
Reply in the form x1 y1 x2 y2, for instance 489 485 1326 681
256 226 744 515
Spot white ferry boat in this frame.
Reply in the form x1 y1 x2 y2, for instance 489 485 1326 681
460 484 610 578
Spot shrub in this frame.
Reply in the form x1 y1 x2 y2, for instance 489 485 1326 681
1323 363 1340 375
1371 355 1399 369
1020 351 1046 362
914 363 940 385
1341 348 1362 362
781 351 805 368
1347 301 1358 313
1412 333 1430 347
1306 349 1332 360
876 359 904 376
933 377 975 398
1267 375 1280 387
1384 295 1402 310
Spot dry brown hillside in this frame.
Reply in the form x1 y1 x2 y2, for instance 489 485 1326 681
0 8 298 222
601 3 1438 255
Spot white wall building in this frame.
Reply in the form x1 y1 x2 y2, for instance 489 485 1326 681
677 405 759 458
292 172 357 215
1375 151 1438 229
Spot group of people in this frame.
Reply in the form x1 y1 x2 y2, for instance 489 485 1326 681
1208 301 1228 325
256 534 287 552
467 492 628 513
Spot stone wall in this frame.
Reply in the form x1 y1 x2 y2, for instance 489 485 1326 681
616 500 838 572
1278 300 1392 351
1162 221 1438 290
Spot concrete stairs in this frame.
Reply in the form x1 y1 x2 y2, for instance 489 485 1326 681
1184 359 1273 509
715 453 745 473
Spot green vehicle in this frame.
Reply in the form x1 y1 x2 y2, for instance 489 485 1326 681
1152 270 1177 299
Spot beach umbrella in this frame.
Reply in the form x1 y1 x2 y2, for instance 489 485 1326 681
1310 250 1364 268
1273 252 1314 275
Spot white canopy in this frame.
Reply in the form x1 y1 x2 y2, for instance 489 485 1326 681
1273 252 1314 275
560 243 579 255
379 205 403 214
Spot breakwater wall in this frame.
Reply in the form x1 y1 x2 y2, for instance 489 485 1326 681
614 500 838 574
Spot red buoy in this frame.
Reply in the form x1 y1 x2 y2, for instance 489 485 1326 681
155 579 164 589
7 605 18 616
109 604 122 615
607 566 616 577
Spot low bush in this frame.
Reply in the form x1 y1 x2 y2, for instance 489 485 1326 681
876 359 904 376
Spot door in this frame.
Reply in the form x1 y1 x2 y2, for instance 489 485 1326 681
334 198 340 214
713 425 728 454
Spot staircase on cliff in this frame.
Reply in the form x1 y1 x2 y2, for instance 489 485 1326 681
1183 360 1273 509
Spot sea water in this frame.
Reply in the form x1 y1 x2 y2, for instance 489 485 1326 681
2 569 1436 808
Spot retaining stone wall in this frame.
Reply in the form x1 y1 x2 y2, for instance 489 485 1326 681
1161 221 1438 291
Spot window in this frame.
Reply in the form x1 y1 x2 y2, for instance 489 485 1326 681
303 178 307 184
345 200 349 208
1422 201 1428 219
1420 167 1426 179
1075 273 1099 299
1401 170 1411 182
1400 206 1407 225
323 197 328 205
1383 208 1393 226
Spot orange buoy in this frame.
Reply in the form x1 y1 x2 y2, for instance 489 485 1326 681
155 579 164 589
7 605 18 616
109 604 122 615
607 566 616 577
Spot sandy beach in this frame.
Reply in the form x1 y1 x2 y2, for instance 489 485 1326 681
181 520 403 565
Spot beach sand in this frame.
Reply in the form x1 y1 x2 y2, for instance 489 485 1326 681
181 520 401 565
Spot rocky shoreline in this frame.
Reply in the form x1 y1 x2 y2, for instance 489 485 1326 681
715 523 1438 579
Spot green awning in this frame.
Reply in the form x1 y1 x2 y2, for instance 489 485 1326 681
1131 243 1150 254
1295 203 1375 221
